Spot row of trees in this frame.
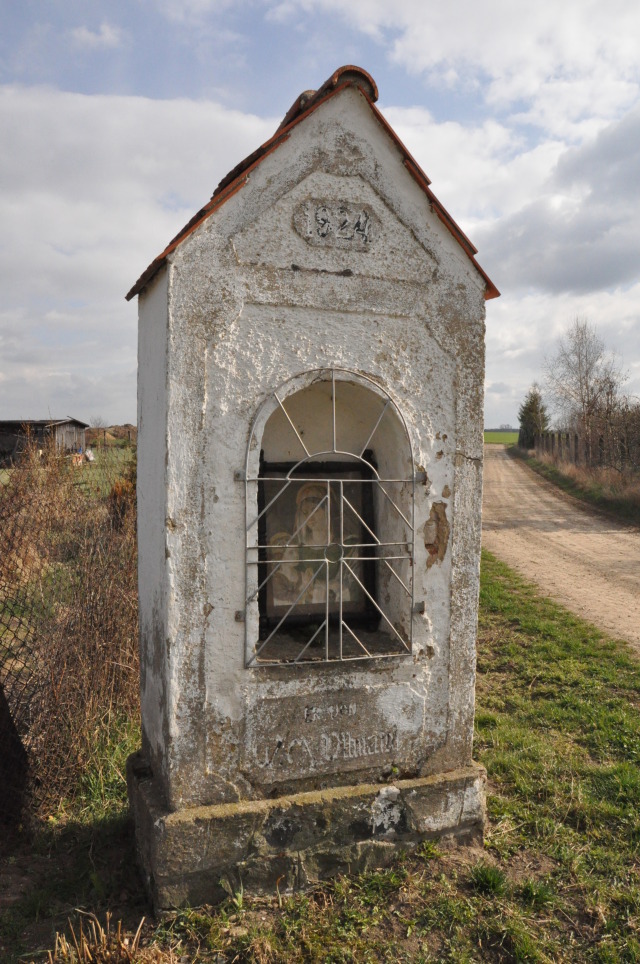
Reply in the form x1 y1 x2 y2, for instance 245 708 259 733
518 318 640 469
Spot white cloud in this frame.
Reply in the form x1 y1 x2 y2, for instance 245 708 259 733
382 89 640 426
70 22 125 49
473 102 640 296
278 0 640 133
382 97 640 426
384 107 565 221
483 282 640 427
2 0 640 430
0 85 275 422
148 0 238 24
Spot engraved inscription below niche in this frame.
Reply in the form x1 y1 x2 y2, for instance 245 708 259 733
293 200 378 250
245 694 401 783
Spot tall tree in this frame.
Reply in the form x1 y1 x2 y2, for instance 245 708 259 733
544 318 624 438
518 384 549 448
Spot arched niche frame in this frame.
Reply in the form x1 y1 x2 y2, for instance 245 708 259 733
244 368 416 667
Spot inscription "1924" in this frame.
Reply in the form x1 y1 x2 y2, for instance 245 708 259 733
293 200 377 250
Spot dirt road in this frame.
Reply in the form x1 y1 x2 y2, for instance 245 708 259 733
481 445 640 648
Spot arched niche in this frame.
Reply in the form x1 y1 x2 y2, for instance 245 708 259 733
245 369 415 666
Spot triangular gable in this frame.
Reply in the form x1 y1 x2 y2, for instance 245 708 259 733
232 171 441 283
126 66 499 302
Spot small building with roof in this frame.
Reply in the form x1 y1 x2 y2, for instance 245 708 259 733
127 65 498 909
0 417 89 465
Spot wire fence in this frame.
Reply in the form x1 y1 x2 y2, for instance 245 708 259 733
0 440 139 829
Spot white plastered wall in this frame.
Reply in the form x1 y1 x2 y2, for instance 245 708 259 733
137 84 486 810
137 268 170 781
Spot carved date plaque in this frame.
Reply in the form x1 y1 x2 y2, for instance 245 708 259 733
293 200 377 250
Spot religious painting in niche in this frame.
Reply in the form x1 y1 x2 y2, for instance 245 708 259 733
258 459 378 634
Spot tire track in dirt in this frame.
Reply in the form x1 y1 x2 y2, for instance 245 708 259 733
481 445 640 650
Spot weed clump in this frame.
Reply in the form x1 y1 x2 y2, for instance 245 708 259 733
518 877 555 909
469 861 508 897
48 912 171 963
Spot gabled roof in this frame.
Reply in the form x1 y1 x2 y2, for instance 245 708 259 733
126 66 499 302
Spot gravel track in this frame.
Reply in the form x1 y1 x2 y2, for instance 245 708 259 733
481 445 640 649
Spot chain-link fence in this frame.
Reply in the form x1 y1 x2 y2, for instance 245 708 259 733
0 439 139 829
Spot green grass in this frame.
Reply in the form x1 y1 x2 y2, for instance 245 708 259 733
70 446 135 498
510 445 640 526
10 552 640 962
54 712 141 823
484 430 519 444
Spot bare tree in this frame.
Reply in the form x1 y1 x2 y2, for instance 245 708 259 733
545 318 621 427
545 318 625 458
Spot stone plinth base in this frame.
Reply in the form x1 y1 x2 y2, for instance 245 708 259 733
127 754 486 912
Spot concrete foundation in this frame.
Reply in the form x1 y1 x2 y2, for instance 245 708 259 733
128 752 485 911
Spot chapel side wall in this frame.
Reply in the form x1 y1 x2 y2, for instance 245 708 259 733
161 229 250 811
449 291 486 768
413 273 486 775
137 268 171 790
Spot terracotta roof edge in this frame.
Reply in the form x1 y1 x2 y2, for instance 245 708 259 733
125 169 256 300
126 66 499 302
126 73 374 301
401 156 499 299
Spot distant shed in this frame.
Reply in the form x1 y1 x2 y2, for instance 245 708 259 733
0 417 89 464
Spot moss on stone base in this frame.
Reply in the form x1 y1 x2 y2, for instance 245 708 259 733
127 753 486 911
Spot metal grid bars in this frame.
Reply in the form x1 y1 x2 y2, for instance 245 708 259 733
245 369 415 667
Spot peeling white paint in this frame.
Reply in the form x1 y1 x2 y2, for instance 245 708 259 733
135 83 487 813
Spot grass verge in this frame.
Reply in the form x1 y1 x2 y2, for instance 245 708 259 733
6 551 640 962
509 445 640 526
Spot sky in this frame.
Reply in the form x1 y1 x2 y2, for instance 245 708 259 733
2 1 640 428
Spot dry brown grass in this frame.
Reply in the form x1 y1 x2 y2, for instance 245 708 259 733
542 453 640 497
46 913 176 964
0 439 139 823
510 446 640 525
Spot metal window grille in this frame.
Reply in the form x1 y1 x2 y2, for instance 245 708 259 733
245 369 414 666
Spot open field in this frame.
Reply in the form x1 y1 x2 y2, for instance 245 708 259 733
484 430 518 445
4 551 640 962
0 443 134 491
